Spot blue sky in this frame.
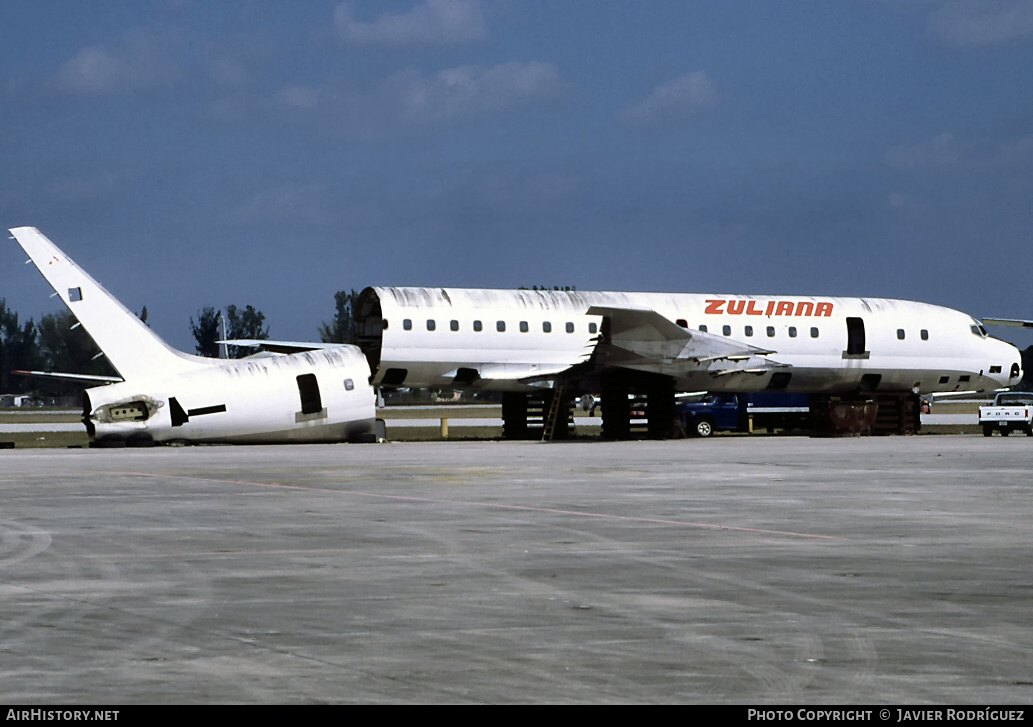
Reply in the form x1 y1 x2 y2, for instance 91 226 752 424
2 0 1032 351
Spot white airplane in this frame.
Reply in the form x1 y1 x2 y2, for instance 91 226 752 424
348 287 1023 437
352 287 1022 393
9 227 376 446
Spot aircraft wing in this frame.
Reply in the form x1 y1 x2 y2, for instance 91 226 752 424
587 305 788 377
441 362 574 388
982 318 1033 329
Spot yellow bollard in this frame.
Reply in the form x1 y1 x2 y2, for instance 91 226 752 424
440 418 448 439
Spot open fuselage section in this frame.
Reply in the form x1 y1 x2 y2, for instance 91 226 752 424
85 346 376 445
355 287 1022 395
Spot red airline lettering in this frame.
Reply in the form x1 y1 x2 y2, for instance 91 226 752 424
700 298 835 317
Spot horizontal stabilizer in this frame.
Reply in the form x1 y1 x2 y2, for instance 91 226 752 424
219 339 342 355
12 369 123 384
982 318 1033 329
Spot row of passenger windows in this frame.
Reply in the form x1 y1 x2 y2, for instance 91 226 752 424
688 322 929 341
394 319 598 334
695 323 823 339
389 317 930 341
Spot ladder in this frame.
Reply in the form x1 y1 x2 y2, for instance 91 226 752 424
541 386 567 442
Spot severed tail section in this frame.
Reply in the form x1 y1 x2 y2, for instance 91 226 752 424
10 226 209 381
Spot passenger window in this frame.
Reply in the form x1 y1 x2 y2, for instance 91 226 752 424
519 321 529 333
565 322 574 333
744 326 753 337
897 329 905 340
450 320 459 331
921 329 929 341
722 325 731 336
403 319 412 331
543 321 552 333
588 322 597 334
699 325 708 333
676 319 688 328
497 321 506 332
766 326 775 337
473 320 482 332
382 319 389 330
426 319 436 331
344 379 354 391
788 326 797 338
810 327 819 338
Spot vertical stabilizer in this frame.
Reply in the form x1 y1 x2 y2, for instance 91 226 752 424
10 226 208 380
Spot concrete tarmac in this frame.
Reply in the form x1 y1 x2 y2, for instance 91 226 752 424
0 437 1030 704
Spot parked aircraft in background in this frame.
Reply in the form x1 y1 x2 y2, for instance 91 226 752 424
9 227 375 446
349 287 1022 438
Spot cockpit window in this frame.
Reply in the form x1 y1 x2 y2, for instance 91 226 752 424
970 324 987 338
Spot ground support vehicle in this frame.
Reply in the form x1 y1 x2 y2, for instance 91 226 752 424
978 392 1033 437
675 393 811 437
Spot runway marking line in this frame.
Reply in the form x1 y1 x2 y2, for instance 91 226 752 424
114 470 845 541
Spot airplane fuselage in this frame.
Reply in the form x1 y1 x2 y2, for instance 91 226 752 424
84 347 376 444
356 288 1022 395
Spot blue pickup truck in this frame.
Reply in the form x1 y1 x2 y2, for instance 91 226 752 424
676 392 811 437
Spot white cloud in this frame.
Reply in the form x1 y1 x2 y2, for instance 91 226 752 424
51 33 180 95
334 0 487 45
208 57 250 89
618 72 718 126
885 132 960 169
251 62 563 136
886 131 1033 173
45 172 119 203
273 85 321 110
995 135 1033 167
387 61 563 122
225 184 332 226
927 0 1033 48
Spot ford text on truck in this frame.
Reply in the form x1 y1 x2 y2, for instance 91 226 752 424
978 392 1033 437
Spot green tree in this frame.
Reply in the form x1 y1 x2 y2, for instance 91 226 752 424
224 304 269 358
190 307 221 358
35 311 117 395
319 289 359 344
0 299 41 394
